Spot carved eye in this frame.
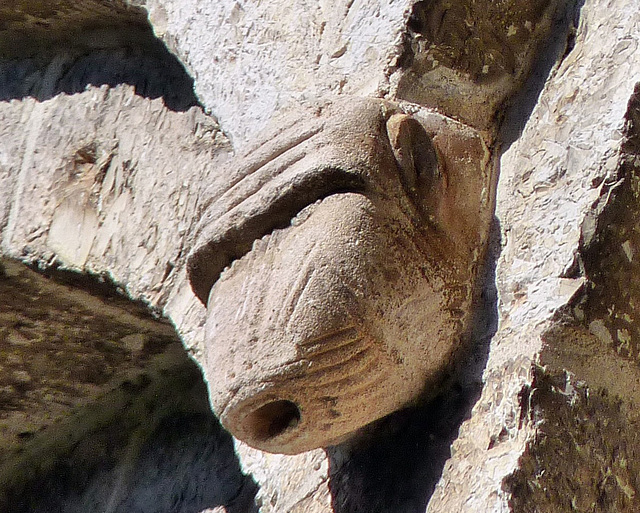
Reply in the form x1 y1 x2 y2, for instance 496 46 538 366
386 113 441 215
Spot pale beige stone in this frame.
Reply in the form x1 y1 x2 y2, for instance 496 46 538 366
187 97 494 454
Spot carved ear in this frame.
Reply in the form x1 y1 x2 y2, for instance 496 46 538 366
386 113 441 207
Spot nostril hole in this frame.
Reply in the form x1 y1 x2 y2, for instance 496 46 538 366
245 400 301 441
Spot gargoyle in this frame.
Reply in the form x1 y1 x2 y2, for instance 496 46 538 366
187 97 492 454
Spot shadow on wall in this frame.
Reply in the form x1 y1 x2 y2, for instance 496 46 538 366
326 217 501 513
0 18 199 112
4 375 260 513
0 261 258 513
326 386 481 513
497 0 586 150
5 385 260 513
323 0 588 508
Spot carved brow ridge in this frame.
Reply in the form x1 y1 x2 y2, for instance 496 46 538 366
200 118 327 215
187 154 367 305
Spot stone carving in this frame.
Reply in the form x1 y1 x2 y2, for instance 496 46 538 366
187 97 493 454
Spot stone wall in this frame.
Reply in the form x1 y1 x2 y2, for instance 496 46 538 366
2 0 640 512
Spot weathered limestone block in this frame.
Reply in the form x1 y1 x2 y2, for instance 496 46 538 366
0 258 175 460
187 97 494 454
142 0 413 143
502 85 640 513
141 0 562 142
391 0 565 130
427 0 640 511
0 84 226 314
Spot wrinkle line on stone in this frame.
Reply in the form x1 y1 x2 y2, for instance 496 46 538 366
280 244 319 331
240 120 324 176
304 345 372 378
281 267 317 332
216 146 308 215
235 272 255 323
207 119 325 210
299 326 361 352
306 355 383 390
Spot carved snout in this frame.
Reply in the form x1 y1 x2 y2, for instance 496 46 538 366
208 320 412 454
187 97 492 454
198 188 451 454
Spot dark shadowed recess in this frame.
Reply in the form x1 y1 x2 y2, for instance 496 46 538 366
327 386 480 513
326 217 501 513
497 0 586 150
0 260 258 513
5 391 259 513
0 5 199 112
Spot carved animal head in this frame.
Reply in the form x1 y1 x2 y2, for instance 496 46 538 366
187 97 492 454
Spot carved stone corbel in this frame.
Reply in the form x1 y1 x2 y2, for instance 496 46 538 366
188 97 493 454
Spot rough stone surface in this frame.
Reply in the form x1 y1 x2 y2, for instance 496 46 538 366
2 0 640 512
140 0 561 143
0 83 226 311
427 0 640 511
503 83 640 513
140 0 413 143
